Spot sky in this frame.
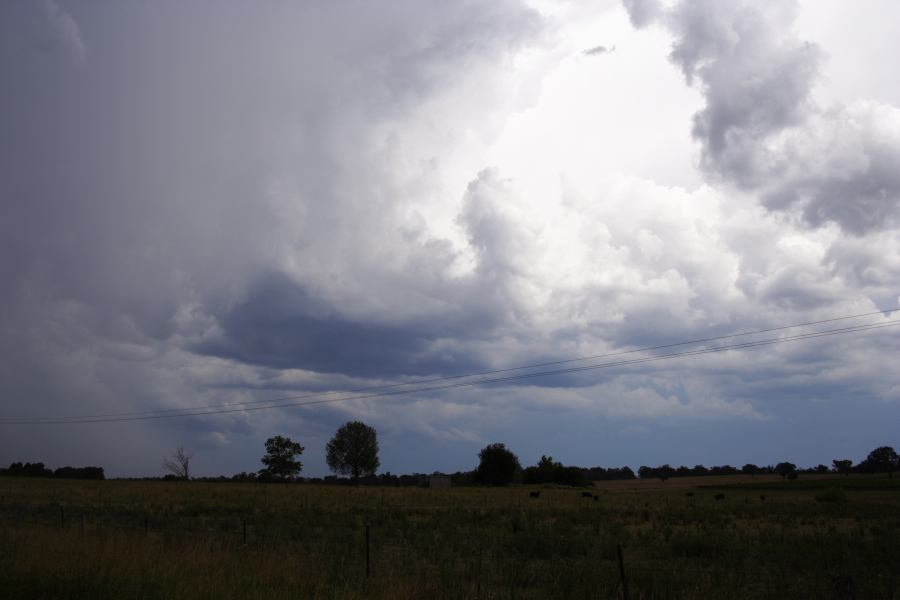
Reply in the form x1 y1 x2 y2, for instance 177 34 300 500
1 0 899 478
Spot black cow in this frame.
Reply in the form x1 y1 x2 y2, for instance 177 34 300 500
581 491 594 498
714 493 726 501
529 491 541 499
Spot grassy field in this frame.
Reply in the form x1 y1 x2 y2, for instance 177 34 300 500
2 475 899 599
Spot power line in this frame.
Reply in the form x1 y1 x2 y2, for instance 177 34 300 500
4 308 896 423
3 317 897 425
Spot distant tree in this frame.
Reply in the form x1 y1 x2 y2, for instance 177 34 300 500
587 466 635 481
85 466 105 480
522 455 589 487
559 466 590 487
813 464 829 474
523 455 559 485
832 459 853 476
774 462 797 479
6 462 53 477
658 464 675 482
741 463 759 476
162 446 193 480
54 466 105 480
710 465 738 476
620 466 636 480
536 455 558 476
863 446 898 478
476 443 521 486
260 435 304 481
325 421 380 481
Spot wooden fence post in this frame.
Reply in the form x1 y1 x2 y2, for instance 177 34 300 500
617 544 629 600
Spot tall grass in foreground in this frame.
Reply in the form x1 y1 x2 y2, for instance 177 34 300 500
1 476 899 598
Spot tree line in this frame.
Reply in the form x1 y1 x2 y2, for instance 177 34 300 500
4 423 897 486
468 444 899 487
0 462 104 480
634 447 900 481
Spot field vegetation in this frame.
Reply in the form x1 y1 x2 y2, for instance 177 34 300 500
2 475 899 598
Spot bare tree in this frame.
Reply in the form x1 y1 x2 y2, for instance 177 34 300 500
162 446 193 480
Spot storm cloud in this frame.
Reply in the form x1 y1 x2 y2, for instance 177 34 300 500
625 0 900 234
1 1 898 476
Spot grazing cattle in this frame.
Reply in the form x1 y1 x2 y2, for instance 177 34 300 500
714 493 726 501
685 492 694 497
529 491 541 499
581 491 594 498
593 495 599 501
760 495 766 501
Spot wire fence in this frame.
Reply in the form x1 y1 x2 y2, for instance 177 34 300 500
3 500 899 599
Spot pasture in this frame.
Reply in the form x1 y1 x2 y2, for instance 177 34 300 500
1 475 899 598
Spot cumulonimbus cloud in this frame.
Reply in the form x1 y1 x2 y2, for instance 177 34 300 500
1 1 898 476
624 0 900 234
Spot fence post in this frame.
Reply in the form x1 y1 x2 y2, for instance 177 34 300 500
617 544 629 600
365 524 371 579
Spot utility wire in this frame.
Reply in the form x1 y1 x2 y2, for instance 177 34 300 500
3 318 897 425
4 308 896 423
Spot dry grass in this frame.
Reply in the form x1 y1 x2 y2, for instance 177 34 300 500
2 475 899 598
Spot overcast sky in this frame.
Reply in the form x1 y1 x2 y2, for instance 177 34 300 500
2 0 899 477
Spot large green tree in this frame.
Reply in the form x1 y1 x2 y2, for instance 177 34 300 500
475 443 521 486
260 435 304 481
326 421 380 481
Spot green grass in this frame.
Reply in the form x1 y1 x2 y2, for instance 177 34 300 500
1 476 899 598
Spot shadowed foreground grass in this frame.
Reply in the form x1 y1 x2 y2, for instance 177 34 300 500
1 476 899 598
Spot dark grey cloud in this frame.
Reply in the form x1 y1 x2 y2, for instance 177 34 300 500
0 0 547 474
0 0 543 363
194 272 493 377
